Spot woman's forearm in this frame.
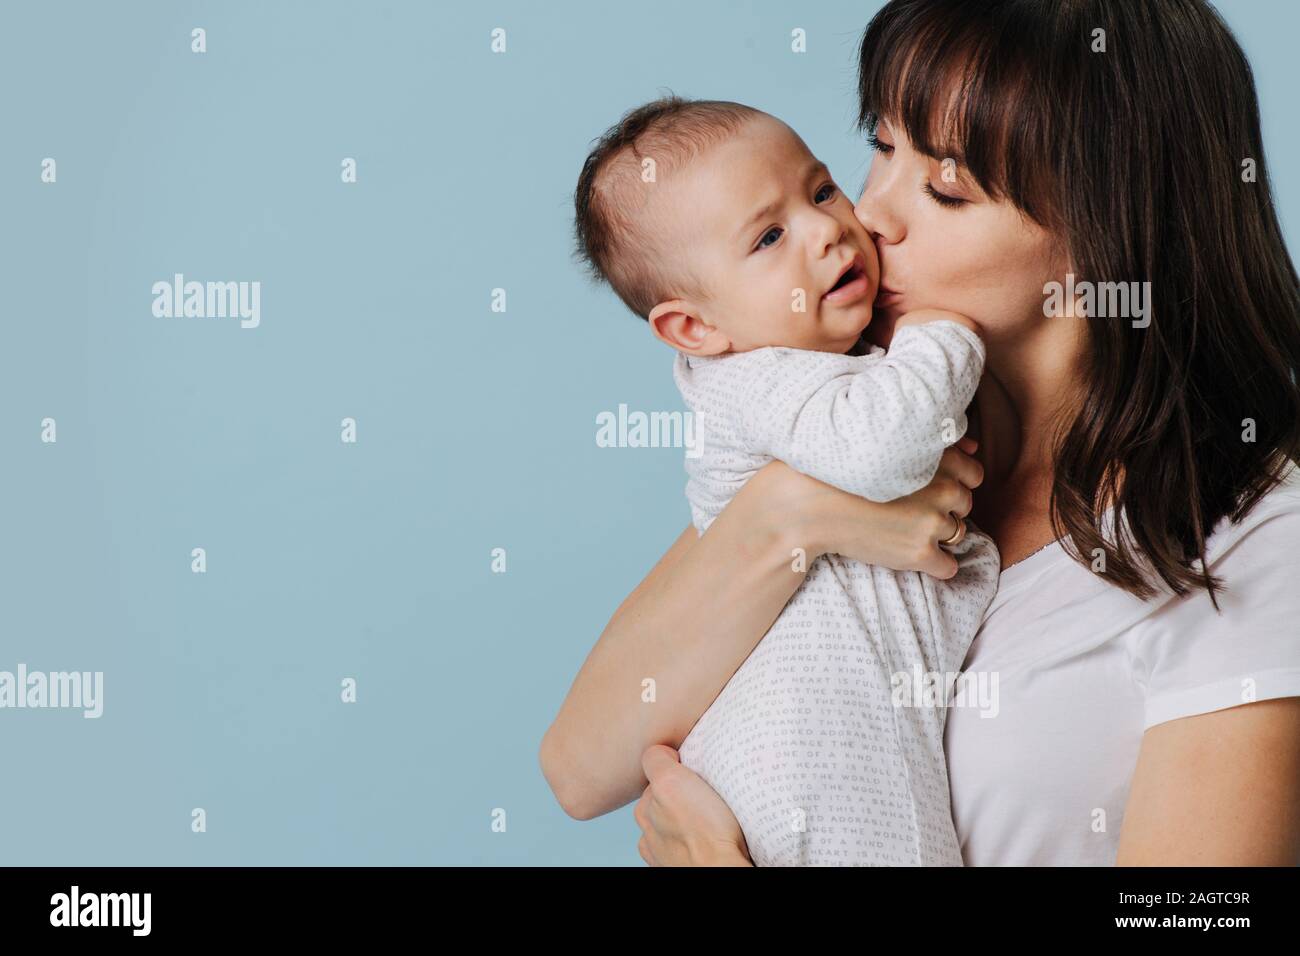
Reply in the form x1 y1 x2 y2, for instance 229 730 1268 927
540 465 814 821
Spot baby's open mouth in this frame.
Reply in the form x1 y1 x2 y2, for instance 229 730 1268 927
823 254 869 303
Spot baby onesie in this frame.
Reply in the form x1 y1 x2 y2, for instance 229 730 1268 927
673 320 1001 866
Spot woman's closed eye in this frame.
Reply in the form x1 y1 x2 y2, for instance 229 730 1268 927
868 129 968 208
923 181 968 209
867 131 894 155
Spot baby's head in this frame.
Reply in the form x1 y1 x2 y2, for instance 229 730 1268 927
574 96 879 356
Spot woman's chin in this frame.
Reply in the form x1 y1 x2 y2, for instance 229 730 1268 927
864 307 900 349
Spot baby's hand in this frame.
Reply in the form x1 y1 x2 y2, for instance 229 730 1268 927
894 308 981 337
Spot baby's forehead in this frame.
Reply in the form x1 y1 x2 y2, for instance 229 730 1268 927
671 126 823 223
606 114 818 250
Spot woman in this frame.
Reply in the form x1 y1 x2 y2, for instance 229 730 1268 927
541 0 1300 865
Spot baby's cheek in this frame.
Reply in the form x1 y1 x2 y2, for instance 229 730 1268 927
789 274 816 319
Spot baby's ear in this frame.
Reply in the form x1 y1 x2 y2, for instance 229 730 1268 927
648 299 730 355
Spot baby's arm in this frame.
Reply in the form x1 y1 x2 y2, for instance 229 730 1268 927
894 308 980 336
738 314 985 502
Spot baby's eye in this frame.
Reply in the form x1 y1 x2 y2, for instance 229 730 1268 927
814 183 837 204
756 227 783 250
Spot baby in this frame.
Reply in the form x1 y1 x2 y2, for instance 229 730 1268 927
573 96 1001 865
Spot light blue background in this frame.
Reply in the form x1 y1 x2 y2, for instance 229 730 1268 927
1 0 1296 865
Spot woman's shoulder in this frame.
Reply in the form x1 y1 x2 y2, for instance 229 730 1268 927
1135 459 1300 730
1202 458 1300 569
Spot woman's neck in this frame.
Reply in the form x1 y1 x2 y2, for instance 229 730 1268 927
972 317 1090 567
985 316 1089 478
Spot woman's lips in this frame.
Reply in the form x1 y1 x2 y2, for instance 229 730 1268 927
875 287 904 307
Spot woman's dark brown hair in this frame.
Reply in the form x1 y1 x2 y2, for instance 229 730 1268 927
858 0 1300 607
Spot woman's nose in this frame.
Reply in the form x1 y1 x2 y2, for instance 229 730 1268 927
855 173 904 245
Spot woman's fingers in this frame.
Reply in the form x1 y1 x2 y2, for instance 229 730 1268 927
922 543 961 580
634 780 663 866
636 797 659 866
638 833 656 866
935 507 970 569
937 444 985 492
948 480 975 519
636 746 678 842
641 743 682 785
777 442 986 580
635 744 749 865
912 449 982 579
937 515 968 553
920 474 974 523
633 785 652 831
635 745 684 867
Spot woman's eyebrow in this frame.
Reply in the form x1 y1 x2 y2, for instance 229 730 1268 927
935 156 979 190
877 112 968 167
910 136 975 184
914 126 969 168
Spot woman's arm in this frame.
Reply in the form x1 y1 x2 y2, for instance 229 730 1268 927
539 462 820 820
539 443 984 821
1116 697 1300 865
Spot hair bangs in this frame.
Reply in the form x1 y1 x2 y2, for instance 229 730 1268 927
857 0 1059 226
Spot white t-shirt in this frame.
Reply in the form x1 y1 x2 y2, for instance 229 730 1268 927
945 459 1300 865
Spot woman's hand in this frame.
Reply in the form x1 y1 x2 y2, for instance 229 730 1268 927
634 745 753 866
773 435 985 579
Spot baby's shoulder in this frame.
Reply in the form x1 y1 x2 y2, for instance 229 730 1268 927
731 345 880 374
674 345 880 405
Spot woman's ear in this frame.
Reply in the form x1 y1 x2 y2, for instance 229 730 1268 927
648 299 731 355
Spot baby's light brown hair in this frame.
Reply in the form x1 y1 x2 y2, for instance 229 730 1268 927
573 95 763 319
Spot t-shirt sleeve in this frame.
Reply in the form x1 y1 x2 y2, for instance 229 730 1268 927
1136 505 1300 731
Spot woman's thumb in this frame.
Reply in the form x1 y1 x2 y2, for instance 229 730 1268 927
641 743 681 781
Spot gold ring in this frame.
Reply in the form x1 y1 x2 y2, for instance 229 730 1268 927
940 513 966 548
